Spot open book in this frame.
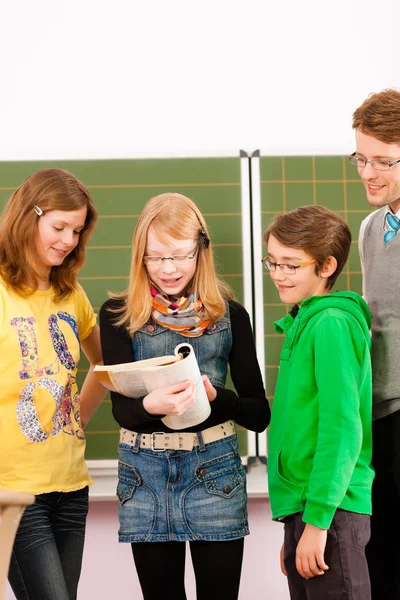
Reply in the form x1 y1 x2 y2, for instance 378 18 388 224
94 343 211 430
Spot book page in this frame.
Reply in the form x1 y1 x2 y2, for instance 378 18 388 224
107 370 148 397
141 343 211 430
94 354 178 373
93 354 180 396
94 344 211 428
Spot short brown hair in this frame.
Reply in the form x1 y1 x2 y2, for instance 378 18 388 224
263 205 351 290
0 168 97 300
352 88 400 144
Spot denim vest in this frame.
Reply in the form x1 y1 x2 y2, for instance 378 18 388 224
132 307 232 388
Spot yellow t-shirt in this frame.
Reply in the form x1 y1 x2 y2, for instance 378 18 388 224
0 278 96 494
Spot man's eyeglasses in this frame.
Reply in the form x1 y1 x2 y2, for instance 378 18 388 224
261 257 316 275
143 242 200 266
348 152 400 172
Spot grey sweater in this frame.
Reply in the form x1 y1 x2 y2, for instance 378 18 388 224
359 207 400 420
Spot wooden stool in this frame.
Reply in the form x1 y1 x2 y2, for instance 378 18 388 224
0 490 34 600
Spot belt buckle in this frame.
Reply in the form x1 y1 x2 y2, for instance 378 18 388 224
151 432 166 452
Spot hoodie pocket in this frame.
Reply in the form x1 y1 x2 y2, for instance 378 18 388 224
276 451 304 495
269 450 305 517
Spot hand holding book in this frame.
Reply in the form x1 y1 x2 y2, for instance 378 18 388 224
94 343 212 429
143 380 196 417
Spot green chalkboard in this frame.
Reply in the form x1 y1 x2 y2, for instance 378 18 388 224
0 157 249 459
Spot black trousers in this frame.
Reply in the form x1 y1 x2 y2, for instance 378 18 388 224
284 510 371 600
131 538 244 600
366 409 400 599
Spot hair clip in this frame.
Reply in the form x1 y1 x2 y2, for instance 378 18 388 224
34 205 43 216
199 229 210 249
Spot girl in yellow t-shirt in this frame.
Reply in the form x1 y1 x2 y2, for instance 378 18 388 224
0 168 106 600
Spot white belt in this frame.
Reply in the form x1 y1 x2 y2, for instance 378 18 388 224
119 420 236 452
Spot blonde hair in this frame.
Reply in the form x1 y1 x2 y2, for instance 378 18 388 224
0 168 97 301
112 192 233 334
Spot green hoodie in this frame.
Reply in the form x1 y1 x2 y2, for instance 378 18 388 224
268 291 374 530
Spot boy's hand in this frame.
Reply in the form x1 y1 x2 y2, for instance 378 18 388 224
296 523 329 579
280 543 287 576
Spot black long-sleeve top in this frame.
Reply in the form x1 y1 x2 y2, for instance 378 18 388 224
99 299 270 434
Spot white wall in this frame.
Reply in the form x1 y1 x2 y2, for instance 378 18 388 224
1 0 400 160
2 2 397 598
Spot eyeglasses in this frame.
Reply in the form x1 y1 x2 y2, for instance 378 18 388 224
143 242 199 266
348 152 400 171
261 257 316 274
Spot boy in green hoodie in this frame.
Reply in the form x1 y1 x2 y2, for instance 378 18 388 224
265 205 374 600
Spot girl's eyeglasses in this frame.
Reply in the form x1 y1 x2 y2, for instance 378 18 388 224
143 242 200 266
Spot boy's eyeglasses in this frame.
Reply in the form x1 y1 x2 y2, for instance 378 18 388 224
261 257 316 274
143 242 200 266
348 152 400 171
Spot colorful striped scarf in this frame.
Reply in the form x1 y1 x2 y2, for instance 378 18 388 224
150 286 211 337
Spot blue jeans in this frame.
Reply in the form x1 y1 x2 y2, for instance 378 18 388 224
8 486 88 600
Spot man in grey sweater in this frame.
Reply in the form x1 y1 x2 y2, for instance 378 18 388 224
351 89 400 599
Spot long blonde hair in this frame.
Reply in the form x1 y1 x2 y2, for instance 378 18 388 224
113 193 233 334
0 168 97 301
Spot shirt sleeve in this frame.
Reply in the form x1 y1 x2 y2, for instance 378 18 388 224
358 212 374 302
99 298 270 433
209 301 270 433
99 299 161 427
0 284 5 329
302 313 367 529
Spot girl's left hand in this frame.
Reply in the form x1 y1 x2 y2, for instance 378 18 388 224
202 374 217 402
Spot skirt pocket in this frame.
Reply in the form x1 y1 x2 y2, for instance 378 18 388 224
117 459 157 540
183 449 248 538
198 452 244 499
117 461 142 504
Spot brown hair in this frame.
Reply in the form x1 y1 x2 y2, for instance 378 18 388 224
0 168 97 301
112 192 233 334
352 88 400 144
263 205 351 290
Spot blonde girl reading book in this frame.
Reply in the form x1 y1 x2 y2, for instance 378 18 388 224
95 192 270 600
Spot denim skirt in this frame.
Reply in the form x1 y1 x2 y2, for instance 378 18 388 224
117 433 249 543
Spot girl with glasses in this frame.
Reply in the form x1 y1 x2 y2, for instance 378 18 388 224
93 192 269 600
